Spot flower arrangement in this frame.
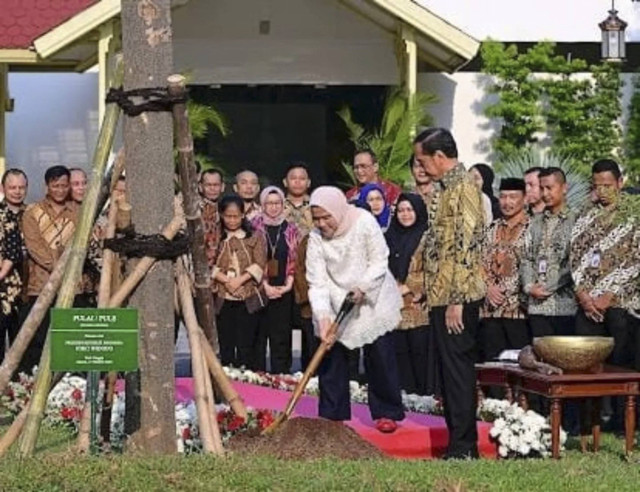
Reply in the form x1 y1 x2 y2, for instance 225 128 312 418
222 366 442 416
480 398 565 458
0 371 35 418
0 369 559 458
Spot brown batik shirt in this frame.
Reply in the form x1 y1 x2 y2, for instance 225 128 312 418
284 196 313 237
22 198 77 296
482 213 529 319
200 197 221 270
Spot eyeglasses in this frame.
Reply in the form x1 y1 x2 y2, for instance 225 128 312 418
353 164 373 171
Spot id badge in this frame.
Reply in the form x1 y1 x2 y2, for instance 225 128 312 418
227 270 237 279
267 259 279 278
590 251 601 269
537 257 548 275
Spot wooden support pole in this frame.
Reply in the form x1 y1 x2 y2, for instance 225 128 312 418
167 74 218 350
199 331 247 420
18 57 124 458
176 260 222 455
0 373 63 457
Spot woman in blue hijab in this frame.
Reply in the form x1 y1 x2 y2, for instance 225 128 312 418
356 183 391 231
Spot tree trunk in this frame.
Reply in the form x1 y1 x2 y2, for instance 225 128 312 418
121 0 176 454
168 74 218 350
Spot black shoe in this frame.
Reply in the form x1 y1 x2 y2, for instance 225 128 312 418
442 450 479 461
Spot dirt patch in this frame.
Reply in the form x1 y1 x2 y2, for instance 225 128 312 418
226 417 384 460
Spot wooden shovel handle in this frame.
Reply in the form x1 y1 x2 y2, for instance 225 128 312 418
281 321 337 418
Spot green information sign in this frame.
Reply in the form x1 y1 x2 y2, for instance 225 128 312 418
50 308 139 372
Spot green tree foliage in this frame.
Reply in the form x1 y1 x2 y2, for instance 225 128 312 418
623 73 640 186
480 41 550 158
481 40 622 174
496 147 590 211
337 88 437 186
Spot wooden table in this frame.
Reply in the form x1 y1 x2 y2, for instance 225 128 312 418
476 363 640 459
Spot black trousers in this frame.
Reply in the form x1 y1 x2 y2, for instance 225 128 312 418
254 292 293 374
430 301 480 458
299 317 318 372
17 294 95 376
0 308 20 363
318 330 404 422
529 315 575 338
575 307 634 368
217 300 259 370
394 326 429 395
479 318 530 362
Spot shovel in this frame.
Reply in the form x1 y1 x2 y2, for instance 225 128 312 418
262 292 357 434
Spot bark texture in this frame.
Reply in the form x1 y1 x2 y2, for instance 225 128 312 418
122 0 176 454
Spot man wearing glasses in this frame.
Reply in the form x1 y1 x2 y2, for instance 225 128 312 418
345 149 401 206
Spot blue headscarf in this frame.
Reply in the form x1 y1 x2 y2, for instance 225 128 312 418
357 183 391 229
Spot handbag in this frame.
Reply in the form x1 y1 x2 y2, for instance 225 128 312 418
245 285 269 314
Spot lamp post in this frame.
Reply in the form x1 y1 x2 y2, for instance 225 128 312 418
600 1 628 62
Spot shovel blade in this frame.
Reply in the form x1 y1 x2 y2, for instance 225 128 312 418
261 413 288 435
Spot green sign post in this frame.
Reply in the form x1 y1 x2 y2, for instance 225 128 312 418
50 308 139 372
51 308 139 455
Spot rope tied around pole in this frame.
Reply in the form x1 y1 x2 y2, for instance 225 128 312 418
105 87 187 117
104 226 189 260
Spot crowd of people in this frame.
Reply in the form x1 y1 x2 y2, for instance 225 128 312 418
1 126 639 459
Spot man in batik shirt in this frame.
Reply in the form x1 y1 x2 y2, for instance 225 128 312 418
282 163 313 237
345 149 401 205
571 159 639 369
414 128 485 460
233 170 261 221
21 166 78 373
480 178 530 361
521 167 577 336
199 169 225 269
0 169 28 361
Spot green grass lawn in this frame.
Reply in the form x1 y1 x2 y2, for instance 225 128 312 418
1 426 640 491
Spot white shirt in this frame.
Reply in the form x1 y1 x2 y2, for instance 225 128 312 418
306 210 402 349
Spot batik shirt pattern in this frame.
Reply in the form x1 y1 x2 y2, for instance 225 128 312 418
521 207 577 316
571 204 640 308
423 163 486 307
482 214 529 319
0 201 25 315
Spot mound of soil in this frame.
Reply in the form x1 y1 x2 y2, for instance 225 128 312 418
226 417 384 460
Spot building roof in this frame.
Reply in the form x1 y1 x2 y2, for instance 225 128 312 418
0 0 96 49
0 0 478 73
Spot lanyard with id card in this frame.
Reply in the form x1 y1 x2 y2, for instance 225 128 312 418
590 250 602 270
537 255 548 276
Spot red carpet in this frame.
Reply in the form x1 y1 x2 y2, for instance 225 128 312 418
174 378 497 459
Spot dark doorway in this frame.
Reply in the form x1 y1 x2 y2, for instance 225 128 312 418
189 85 388 188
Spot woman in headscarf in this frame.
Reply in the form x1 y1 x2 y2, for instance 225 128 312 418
385 193 430 395
307 186 404 433
470 163 501 224
251 186 300 374
356 182 391 231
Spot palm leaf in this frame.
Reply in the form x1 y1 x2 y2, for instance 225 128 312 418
187 100 230 139
337 88 438 186
336 106 366 144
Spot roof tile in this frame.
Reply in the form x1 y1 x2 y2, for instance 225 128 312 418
0 0 96 50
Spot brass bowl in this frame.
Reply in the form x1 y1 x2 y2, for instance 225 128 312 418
532 336 614 373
